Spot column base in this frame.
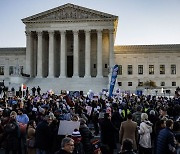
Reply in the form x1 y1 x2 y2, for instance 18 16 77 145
59 75 66 78
96 75 103 78
47 76 54 78
84 75 91 78
36 76 43 78
72 75 79 78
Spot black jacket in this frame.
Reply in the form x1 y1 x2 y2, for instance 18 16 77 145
55 149 71 154
79 124 93 154
35 120 52 150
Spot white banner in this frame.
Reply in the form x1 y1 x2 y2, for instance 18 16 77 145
58 120 80 135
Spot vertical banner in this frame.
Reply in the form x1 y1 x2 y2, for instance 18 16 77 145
109 65 118 98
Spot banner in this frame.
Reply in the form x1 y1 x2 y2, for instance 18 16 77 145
109 65 118 98
58 120 80 135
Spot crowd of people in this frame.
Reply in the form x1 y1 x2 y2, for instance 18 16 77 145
0 85 179 154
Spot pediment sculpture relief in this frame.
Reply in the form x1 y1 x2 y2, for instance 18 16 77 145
37 7 108 21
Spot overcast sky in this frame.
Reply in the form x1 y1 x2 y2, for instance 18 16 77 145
0 0 179 47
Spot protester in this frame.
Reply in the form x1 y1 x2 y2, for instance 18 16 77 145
156 119 177 154
55 137 75 154
132 105 142 126
37 86 41 96
71 129 84 154
4 111 20 154
35 115 53 154
31 87 36 96
16 108 29 154
79 118 93 154
100 113 117 154
119 138 137 154
0 86 179 154
26 120 36 154
159 106 169 120
119 113 138 152
138 113 153 154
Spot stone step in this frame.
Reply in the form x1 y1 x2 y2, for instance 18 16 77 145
23 77 109 94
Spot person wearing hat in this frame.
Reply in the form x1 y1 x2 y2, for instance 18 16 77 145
71 129 84 154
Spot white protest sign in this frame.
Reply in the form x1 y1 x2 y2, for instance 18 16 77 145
58 120 80 135
86 106 92 116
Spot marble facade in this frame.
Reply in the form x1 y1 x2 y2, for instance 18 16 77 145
0 3 180 94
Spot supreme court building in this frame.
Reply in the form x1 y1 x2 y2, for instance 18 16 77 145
0 3 180 94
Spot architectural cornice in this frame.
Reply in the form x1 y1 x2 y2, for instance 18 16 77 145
114 44 180 54
0 48 26 54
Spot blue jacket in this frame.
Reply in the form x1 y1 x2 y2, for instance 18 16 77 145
156 127 176 154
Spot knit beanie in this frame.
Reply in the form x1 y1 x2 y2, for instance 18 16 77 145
72 129 81 137
72 129 81 144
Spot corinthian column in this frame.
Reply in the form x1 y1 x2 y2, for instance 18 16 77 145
84 30 91 78
36 31 43 78
109 29 115 70
25 31 33 76
47 31 55 78
60 30 66 78
97 29 103 78
73 30 79 78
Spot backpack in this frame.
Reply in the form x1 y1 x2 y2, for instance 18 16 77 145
133 112 141 126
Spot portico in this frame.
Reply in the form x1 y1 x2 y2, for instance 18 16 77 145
22 3 118 78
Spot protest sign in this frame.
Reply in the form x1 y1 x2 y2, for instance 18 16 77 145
58 120 80 135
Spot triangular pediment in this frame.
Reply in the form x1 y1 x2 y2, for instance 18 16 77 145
22 3 118 23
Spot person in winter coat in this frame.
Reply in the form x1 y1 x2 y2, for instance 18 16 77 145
55 137 75 154
4 111 20 154
100 113 117 154
119 113 138 152
35 115 52 154
156 119 177 154
26 120 36 154
71 129 84 154
138 113 153 154
111 107 124 143
79 118 93 154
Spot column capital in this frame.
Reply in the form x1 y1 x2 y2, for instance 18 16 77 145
60 30 66 34
85 29 91 33
25 31 31 36
37 31 43 36
109 29 115 34
73 30 79 35
97 29 103 33
48 31 55 35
